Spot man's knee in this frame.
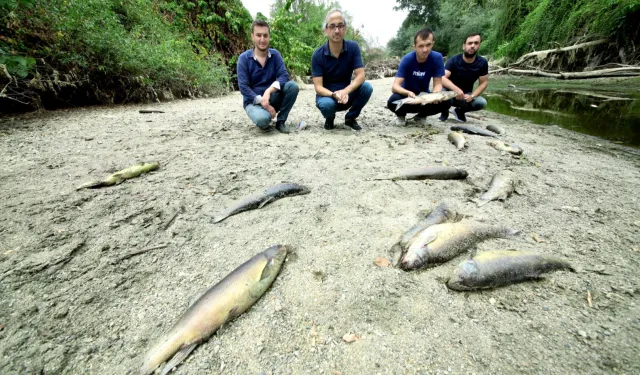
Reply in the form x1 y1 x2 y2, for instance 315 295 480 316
284 81 299 94
359 81 373 97
316 98 337 114
473 96 487 110
250 112 272 129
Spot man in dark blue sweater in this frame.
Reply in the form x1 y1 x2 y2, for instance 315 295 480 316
311 9 373 131
237 20 299 133
440 33 489 122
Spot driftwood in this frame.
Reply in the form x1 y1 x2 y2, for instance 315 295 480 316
493 67 640 79
514 39 609 65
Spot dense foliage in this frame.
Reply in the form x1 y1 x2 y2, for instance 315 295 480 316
1 0 252 111
387 0 640 64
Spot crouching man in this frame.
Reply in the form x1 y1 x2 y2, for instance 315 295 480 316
237 20 299 133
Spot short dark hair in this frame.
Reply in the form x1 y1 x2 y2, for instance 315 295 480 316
251 20 270 34
414 28 434 44
465 33 482 43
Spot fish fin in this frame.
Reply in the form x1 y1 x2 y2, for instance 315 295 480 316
391 180 407 192
258 196 274 209
476 198 489 207
224 306 240 324
160 343 198 375
468 247 478 259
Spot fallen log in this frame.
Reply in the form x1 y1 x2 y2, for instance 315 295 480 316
494 67 640 79
514 39 609 64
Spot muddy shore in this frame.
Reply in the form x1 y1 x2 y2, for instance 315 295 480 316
1 77 639 374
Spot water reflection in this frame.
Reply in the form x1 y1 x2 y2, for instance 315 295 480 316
485 89 640 147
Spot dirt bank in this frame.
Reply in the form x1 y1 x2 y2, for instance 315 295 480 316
1 77 639 374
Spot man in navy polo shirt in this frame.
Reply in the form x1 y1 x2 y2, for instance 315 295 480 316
311 9 373 131
440 33 489 122
386 28 451 126
237 20 299 134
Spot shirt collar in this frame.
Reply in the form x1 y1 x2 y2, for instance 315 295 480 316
323 40 346 56
250 48 272 60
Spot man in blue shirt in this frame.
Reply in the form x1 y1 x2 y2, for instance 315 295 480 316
440 33 489 122
386 28 451 126
311 9 373 131
237 20 299 134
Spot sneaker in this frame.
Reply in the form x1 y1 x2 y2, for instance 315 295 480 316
438 111 449 122
324 118 335 130
394 116 406 126
275 121 290 134
413 115 429 126
452 108 467 122
345 118 362 131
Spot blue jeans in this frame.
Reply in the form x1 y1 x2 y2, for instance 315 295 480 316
245 81 299 129
386 93 452 117
315 81 373 121
448 92 487 114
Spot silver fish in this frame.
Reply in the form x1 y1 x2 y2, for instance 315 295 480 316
448 131 468 150
139 245 289 375
477 170 519 207
487 140 523 155
389 202 459 263
486 124 506 135
213 183 310 223
447 250 574 291
400 220 518 270
450 125 497 137
392 91 457 110
374 166 468 181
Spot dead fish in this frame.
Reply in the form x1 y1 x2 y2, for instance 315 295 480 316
392 91 457 110
487 140 523 155
486 124 505 135
213 183 310 223
389 202 459 262
139 245 289 375
400 220 518 270
450 125 497 137
477 170 519 207
373 166 468 181
76 162 159 190
139 109 165 114
446 250 574 291
448 131 468 150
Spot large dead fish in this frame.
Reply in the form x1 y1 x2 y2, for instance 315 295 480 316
392 91 457 110
448 131 468 150
447 250 574 291
487 140 523 155
450 125 497 138
76 162 159 190
389 202 459 263
399 220 518 270
373 166 468 181
139 245 289 375
477 170 520 207
213 183 310 223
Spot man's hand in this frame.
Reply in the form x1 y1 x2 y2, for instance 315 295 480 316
260 92 272 108
463 94 473 103
456 90 465 100
265 104 276 118
333 89 349 104
407 91 416 98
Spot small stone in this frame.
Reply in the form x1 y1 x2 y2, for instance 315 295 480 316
577 330 587 338
543 306 549 311
489 298 496 305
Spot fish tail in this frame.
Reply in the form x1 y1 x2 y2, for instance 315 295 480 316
393 99 406 110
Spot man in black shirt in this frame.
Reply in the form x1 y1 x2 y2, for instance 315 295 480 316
440 33 489 122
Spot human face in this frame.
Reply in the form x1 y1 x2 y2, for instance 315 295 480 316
324 12 346 43
463 35 481 58
414 35 434 61
252 26 270 52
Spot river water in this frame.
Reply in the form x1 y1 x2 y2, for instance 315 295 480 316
485 87 639 147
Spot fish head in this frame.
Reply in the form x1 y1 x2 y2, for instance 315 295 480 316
398 251 426 270
446 259 479 291
259 245 289 282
